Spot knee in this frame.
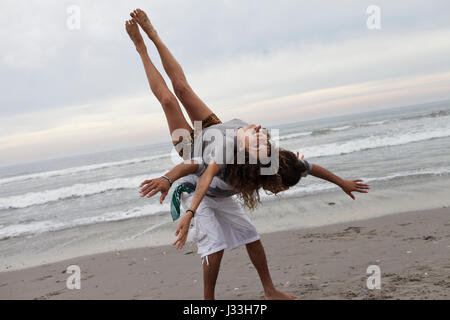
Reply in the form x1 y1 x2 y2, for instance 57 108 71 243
173 79 190 97
159 93 177 108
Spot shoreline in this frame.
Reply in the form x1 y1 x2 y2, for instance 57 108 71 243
1 207 449 299
2 174 449 273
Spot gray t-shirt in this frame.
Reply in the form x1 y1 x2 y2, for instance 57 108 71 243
179 174 237 198
299 159 312 177
188 118 313 184
191 119 248 180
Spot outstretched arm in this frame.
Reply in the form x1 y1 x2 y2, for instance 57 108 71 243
309 164 370 200
173 161 220 250
139 160 199 203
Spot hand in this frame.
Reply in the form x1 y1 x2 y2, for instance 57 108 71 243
139 177 170 204
173 212 193 250
340 179 370 200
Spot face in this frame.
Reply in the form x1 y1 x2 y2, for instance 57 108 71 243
241 124 270 160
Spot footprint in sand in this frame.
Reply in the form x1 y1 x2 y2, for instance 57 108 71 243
398 222 412 227
33 275 53 282
36 290 64 300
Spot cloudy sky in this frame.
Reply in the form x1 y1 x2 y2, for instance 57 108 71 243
1 0 450 166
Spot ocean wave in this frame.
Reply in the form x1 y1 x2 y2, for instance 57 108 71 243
401 109 450 121
310 128 332 136
2 109 448 187
0 153 170 186
299 126 450 158
312 125 353 135
331 125 352 131
0 173 164 209
2 166 449 240
260 166 450 200
362 167 450 183
3 125 450 210
360 120 390 126
0 203 169 240
280 109 449 141
276 131 312 141
278 122 389 141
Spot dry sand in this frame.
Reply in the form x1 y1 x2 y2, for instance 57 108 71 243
1 207 449 300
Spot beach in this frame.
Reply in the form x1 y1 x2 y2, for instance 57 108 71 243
1 0 450 302
1 101 450 299
1 101 450 273
1 207 449 300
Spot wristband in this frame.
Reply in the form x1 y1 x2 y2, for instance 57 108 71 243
186 209 195 217
161 175 173 187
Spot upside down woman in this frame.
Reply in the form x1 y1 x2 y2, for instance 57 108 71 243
126 9 370 299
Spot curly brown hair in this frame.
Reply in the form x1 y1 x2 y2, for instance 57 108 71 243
225 148 307 210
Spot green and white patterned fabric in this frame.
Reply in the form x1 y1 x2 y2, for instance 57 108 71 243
170 184 194 221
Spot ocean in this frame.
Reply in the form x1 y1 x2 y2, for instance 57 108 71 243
1 100 450 271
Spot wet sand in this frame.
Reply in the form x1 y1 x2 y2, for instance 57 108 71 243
1 207 449 300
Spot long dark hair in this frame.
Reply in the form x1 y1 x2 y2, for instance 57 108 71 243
277 149 307 188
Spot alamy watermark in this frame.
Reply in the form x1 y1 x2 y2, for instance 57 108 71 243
367 5 381 30
66 264 81 289
366 265 381 290
67 5 81 30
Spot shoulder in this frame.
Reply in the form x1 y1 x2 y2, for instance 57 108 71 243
299 158 313 176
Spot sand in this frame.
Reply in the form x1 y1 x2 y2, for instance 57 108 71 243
1 207 449 300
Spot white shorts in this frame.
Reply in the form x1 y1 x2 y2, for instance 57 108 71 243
181 193 260 264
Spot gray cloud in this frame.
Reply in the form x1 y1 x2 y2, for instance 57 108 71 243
1 0 450 165
2 0 449 114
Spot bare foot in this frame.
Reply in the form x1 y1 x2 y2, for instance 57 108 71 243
264 289 298 300
125 19 146 52
130 8 158 40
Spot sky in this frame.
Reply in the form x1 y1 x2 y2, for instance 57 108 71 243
1 0 450 166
